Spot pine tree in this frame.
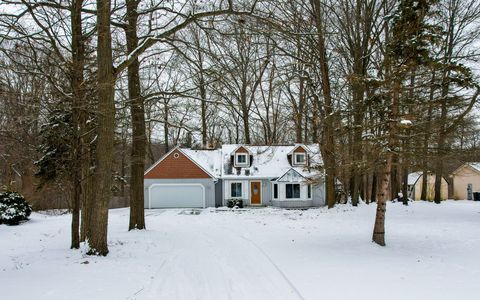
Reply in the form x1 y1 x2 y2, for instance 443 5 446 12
373 0 440 246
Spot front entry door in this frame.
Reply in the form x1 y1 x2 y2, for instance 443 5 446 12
250 181 261 205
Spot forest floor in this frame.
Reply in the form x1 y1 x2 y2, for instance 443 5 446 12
1 200 479 300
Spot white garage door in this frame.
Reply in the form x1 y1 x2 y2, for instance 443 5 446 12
149 184 205 208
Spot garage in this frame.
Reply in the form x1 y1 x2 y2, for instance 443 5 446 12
148 184 205 208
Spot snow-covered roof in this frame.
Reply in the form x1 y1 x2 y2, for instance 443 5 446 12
181 148 223 178
408 172 423 185
220 144 323 179
467 163 480 173
452 162 480 175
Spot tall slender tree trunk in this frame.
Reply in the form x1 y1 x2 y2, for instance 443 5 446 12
87 0 115 256
401 165 408 205
240 93 251 144
126 0 146 231
310 0 336 208
351 83 364 206
372 80 400 246
421 71 435 200
164 100 169 152
71 173 81 248
70 0 85 249
200 80 208 147
295 77 305 143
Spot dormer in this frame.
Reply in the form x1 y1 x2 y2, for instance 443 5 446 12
289 145 308 167
232 146 251 168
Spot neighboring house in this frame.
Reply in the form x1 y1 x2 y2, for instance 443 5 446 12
144 144 325 209
407 172 448 201
451 163 480 200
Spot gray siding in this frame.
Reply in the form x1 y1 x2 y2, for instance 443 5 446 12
144 178 325 209
214 179 223 207
223 179 272 206
261 179 273 205
312 183 325 206
272 199 313 208
144 178 216 208
222 179 325 207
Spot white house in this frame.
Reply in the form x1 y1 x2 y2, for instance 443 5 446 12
144 144 325 208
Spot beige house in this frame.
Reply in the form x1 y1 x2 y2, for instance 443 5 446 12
451 163 480 200
407 172 448 201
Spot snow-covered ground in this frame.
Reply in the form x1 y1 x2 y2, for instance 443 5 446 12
1 201 479 300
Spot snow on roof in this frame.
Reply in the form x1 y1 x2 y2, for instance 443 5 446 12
181 148 223 178
467 163 480 173
220 144 323 179
408 172 423 185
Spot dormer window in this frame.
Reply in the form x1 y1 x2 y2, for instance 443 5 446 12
294 153 306 165
235 153 249 167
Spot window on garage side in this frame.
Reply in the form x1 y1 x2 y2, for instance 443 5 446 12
231 182 242 198
308 184 312 199
273 183 278 199
286 184 300 199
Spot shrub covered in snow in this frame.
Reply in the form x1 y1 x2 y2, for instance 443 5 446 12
227 199 243 208
0 191 32 225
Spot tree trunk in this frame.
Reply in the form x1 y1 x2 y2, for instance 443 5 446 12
372 152 391 246
401 164 408 205
241 99 251 144
164 100 169 152
70 0 85 249
372 79 400 246
126 0 146 231
87 0 115 256
199 64 208 147
71 173 81 248
310 0 336 208
295 77 305 143
371 171 377 203
434 129 446 204
421 72 435 200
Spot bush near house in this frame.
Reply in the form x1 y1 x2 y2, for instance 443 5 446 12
0 191 32 225
227 199 243 208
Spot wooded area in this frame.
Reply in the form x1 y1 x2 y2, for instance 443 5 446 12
1 0 479 253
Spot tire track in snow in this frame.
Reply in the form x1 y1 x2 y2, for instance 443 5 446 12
239 235 305 300
208 222 305 300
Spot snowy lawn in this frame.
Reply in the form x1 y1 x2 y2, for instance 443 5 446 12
1 201 479 300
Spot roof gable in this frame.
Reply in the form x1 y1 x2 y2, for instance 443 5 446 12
289 145 308 155
232 145 251 154
408 172 423 185
144 147 213 179
276 168 306 182
221 144 322 178
452 163 480 176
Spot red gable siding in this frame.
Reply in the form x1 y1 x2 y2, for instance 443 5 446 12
293 146 306 153
235 146 249 154
144 149 211 179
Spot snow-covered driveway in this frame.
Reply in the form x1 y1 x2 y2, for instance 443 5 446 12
1 201 480 300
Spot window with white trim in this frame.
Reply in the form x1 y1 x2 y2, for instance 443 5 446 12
236 153 248 165
231 182 242 198
273 183 278 199
294 153 306 165
286 184 301 199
